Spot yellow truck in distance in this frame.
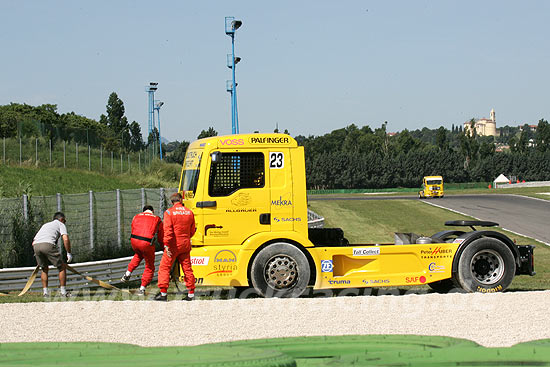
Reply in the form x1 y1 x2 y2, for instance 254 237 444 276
178 134 534 297
419 175 444 198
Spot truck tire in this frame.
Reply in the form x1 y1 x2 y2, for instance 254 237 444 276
250 242 310 298
455 237 515 293
427 279 455 293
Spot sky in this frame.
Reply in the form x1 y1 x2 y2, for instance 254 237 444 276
1 1 549 143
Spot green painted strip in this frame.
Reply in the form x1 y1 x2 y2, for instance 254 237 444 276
1 336 549 366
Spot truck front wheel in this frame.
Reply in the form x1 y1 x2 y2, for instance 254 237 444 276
456 237 515 293
250 242 310 298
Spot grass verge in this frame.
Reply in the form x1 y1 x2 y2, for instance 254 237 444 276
1 336 550 366
0 161 180 196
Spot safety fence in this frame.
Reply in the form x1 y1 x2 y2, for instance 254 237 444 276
0 188 324 268
0 188 178 268
1 136 155 173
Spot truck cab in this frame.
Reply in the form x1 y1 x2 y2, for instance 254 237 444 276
419 175 444 198
178 134 312 291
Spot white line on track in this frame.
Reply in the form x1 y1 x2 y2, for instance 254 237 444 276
420 199 550 247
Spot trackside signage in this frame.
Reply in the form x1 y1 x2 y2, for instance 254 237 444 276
191 257 209 266
248 136 291 145
352 248 380 256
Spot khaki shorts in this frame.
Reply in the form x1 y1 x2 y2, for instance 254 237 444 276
33 242 64 270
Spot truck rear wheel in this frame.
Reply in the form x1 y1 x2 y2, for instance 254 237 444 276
456 237 515 293
250 242 310 298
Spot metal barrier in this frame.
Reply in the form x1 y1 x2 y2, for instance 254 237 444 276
307 209 325 228
0 251 163 292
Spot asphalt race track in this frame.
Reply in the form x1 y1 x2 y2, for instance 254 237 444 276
309 194 550 245
421 194 550 245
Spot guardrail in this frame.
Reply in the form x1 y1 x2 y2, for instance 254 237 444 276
495 181 550 189
307 209 325 228
0 210 325 293
0 251 163 293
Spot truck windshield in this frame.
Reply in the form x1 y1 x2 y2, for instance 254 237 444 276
426 179 442 185
180 150 202 194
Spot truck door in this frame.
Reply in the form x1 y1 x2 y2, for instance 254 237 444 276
200 150 271 246
268 149 294 232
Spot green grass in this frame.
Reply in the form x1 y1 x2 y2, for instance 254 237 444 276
308 199 550 291
0 161 181 197
1 336 550 366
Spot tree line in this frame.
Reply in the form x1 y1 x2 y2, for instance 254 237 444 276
297 120 550 189
3 95 549 189
0 93 149 153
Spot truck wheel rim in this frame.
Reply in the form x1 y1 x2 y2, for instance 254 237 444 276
470 249 505 285
264 255 297 289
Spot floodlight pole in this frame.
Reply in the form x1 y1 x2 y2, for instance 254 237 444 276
146 82 158 159
225 17 242 134
154 100 164 160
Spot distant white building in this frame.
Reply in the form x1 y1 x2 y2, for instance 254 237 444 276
464 109 498 137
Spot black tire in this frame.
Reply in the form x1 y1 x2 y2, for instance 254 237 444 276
428 279 455 293
456 237 515 293
250 242 310 298
431 230 465 244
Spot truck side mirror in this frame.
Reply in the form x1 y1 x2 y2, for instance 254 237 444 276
211 151 220 164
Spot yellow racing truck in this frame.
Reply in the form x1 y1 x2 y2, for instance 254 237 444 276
419 175 444 198
177 134 534 297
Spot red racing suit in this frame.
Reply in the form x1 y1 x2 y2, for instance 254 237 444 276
157 202 196 293
127 210 163 287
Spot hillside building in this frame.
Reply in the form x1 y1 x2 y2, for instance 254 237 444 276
464 109 498 137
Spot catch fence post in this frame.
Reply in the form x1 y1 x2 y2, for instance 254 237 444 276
49 139 52 166
89 190 94 249
159 188 165 219
56 193 62 212
116 189 121 247
120 153 123 174
138 152 141 171
141 188 145 209
88 145 91 171
22 194 28 221
19 138 22 166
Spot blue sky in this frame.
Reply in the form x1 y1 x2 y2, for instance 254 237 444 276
1 1 549 142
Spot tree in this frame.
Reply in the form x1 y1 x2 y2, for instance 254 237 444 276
536 119 550 152
395 129 416 154
147 127 159 147
436 126 448 151
99 92 130 151
165 140 190 164
197 127 218 139
129 121 144 152
459 121 479 169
